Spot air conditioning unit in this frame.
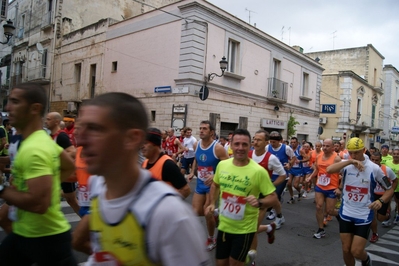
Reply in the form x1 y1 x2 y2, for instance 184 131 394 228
319 117 327 124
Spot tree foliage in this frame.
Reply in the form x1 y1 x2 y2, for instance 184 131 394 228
287 115 300 139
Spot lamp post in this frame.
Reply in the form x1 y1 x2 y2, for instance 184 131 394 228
207 56 228 81
0 20 15 45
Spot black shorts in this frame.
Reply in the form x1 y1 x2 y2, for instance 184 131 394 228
181 157 194 171
216 230 255 262
0 230 77 265
395 192 399 200
374 194 389 216
61 182 76 193
339 218 371 240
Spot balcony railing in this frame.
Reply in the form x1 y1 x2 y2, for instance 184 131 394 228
41 11 53 29
266 78 288 103
23 66 50 84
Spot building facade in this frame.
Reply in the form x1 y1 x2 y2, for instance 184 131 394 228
0 0 179 111
52 0 323 141
306 44 385 148
383 64 399 147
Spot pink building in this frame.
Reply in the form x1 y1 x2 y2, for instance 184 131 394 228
53 0 323 141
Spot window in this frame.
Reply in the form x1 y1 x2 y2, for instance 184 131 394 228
90 64 96 98
227 39 239 73
112 61 118 72
273 59 281 79
151 110 156 122
302 72 309 96
17 14 25 38
74 63 81 83
42 49 48 78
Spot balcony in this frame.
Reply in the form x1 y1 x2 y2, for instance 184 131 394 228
41 11 53 30
266 78 288 104
23 66 50 84
370 118 383 134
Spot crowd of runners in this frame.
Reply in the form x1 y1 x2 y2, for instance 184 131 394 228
0 82 397 266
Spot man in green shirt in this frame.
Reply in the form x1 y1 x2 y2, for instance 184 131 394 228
207 129 278 266
385 148 399 225
381 144 393 165
0 82 77 265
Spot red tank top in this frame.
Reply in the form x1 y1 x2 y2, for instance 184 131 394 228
248 151 273 177
165 136 178 155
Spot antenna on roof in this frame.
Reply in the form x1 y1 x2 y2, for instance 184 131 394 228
245 8 256 25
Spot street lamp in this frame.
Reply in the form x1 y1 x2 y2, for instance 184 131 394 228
0 20 15 45
207 56 228 81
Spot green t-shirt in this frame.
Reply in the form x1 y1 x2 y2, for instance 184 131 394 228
214 158 276 234
12 130 70 237
381 155 393 165
385 160 399 192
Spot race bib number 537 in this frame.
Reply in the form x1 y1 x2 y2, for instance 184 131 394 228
220 192 246 220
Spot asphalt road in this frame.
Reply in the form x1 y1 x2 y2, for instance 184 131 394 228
1 180 398 266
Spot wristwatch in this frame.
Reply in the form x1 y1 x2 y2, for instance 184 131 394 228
378 198 384 204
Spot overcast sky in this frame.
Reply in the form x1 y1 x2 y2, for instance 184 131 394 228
208 0 399 69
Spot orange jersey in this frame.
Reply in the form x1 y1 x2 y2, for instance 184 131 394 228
310 150 323 167
316 152 340 190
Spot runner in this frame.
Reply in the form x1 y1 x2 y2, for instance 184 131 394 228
380 144 392 165
385 148 399 225
187 120 229 251
369 152 397 242
0 82 77 265
326 137 394 266
247 130 287 265
165 128 184 162
206 129 278 266
180 127 197 176
266 131 295 206
142 127 191 198
46 112 79 215
74 92 211 265
306 138 341 239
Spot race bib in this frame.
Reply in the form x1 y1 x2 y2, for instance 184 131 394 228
93 252 122 266
318 174 331 186
78 184 90 206
197 166 213 182
220 192 246 220
344 185 369 204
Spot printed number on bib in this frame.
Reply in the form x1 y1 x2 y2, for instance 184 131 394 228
220 192 246 220
78 185 90 206
318 174 331 186
197 166 213 182
345 185 368 203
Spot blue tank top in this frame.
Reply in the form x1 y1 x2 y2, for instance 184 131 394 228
292 145 302 169
195 140 220 182
268 144 289 166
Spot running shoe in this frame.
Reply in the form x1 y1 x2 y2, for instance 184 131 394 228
266 209 276 220
313 229 326 239
382 215 391 227
275 216 285 230
326 215 332 221
206 237 216 251
246 250 257 266
369 233 379 243
394 214 399 225
323 217 328 226
267 222 276 244
302 191 307 198
297 190 303 201
287 198 295 204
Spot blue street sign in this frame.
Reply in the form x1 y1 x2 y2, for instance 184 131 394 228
154 86 172 93
321 104 336 114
